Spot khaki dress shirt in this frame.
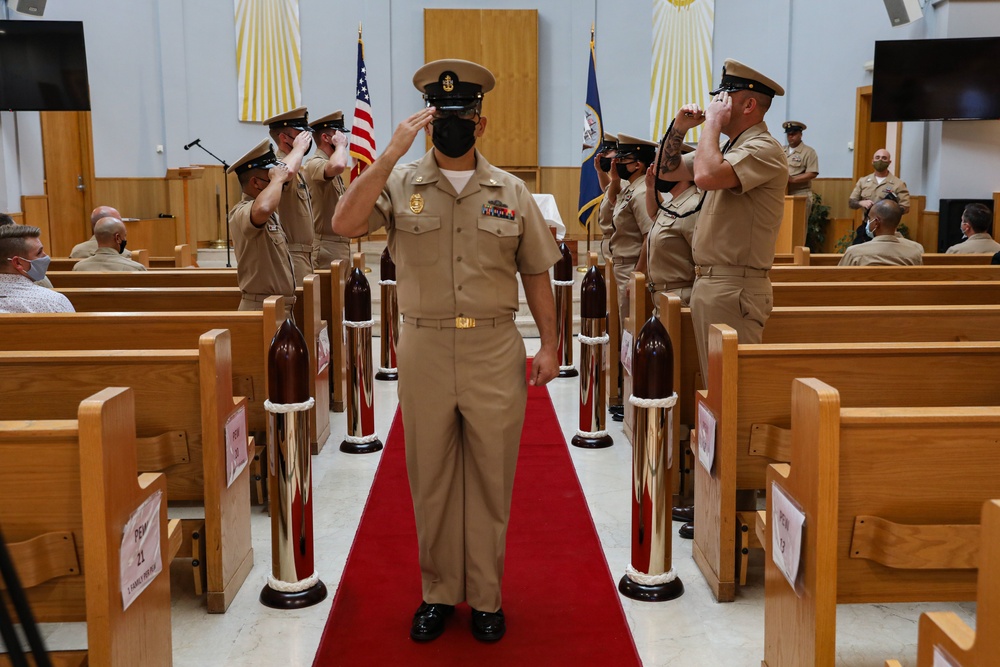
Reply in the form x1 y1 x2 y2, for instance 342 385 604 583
302 153 349 243
72 247 147 272
646 185 701 293
609 178 654 263
838 235 923 266
229 194 296 299
946 232 1000 254
785 142 819 196
849 172 910 211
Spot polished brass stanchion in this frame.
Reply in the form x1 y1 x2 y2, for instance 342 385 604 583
554 241 578 378
571 252 613 449
619 313 683 602
261 317 328 609
341 254 382 454
375 247 398 381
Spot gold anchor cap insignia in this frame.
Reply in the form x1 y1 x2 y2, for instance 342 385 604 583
442 74 455 92
409 193 424 214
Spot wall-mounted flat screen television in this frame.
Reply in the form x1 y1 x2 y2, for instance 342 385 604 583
872 36 1000 122
0 20 90 111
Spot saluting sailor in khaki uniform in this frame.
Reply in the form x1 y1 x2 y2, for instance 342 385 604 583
839 199 922 266
226 140 296 316
263 107 316 286
641 142 700 306
656 59 788 384
593 132 618 263
332 59 560 645
302 111 352 274
608 134 656 329
946 203 1000 254
72 217 146 272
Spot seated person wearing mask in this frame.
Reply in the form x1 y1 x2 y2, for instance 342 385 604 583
0 224 75 313
72 217 147 271
946 203 1000 254
839 199 922 266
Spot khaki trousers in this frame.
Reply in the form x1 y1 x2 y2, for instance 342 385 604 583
690 275 773 386
311 238 352 273
238 294 294 319
288 247 314 287
397 319 527 612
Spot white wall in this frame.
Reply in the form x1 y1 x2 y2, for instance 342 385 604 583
2 0 999 214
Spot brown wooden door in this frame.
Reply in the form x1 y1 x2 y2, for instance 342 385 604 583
41 111 94 255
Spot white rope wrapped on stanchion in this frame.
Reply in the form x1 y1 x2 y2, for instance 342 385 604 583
344 433 380 445
625 564 677 586
264 398 316 413
559 364 575 371
378 367 397 375
628 393 678 409
344 319 375 329
575 428 609 439
378 279 397 286
578 333 609 346
267 571 321 593
552 279 575 287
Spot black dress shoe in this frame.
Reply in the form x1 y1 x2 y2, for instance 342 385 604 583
609 404 624 416
678 522 694 539
672 505 694 522
471 608 506 642
611 411 624 422
410 602 454 642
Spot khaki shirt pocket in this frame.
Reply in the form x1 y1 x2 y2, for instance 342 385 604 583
477 215 520 268
395 214 441 266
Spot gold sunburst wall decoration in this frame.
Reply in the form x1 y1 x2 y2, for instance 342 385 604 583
651 0 714 142
234 0 302 122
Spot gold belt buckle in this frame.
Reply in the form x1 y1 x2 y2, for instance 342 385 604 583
455 316 476 329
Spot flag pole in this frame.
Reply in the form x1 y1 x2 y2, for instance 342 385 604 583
579 23 597 273
354 21 371 272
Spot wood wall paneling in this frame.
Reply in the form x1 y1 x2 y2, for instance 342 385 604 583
423 9 538 169
21 196 51 249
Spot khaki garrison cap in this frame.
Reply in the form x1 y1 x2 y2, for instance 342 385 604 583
228 139 279 175
782 120 807 133
311 111 350 134
710 59 784 98
615 133 657 162
413 59 496 111
262 106 310 131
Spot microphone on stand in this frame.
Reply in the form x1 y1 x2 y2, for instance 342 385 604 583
183 138 201 150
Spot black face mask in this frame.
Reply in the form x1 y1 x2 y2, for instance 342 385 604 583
598 156 612 172
615 162 634 181
432 115 478 158
655 179 677 193
118 238 128 254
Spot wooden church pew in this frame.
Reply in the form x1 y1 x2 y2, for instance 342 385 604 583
0 387 174 666
762 378 1000 667
769 264 1000 282
808 252 995 266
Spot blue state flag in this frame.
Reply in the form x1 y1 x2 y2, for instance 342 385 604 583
577 33 604 229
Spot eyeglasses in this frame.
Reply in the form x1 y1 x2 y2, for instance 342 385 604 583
427 104 480 121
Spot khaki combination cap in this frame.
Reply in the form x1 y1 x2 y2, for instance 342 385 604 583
311 110 349 134
262 106 310 131
228 139 279 175
710 59 784 98
616 133 657 161
413 59 496 111
600 132 618 152
782 120 807 133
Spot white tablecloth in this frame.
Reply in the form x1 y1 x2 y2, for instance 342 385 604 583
532 193 566 240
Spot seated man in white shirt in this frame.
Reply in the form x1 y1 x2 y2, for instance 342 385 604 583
0 224 75 313
946 203 1000 254
839 199 922 266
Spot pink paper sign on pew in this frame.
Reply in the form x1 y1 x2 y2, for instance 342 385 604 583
933 646 961 667
317 328 331 374
621 329 634 376
697 402 716 473
120 490 163 611
226 405 249 488
770 482 805 591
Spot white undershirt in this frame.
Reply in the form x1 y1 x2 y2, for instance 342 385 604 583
439 168 475 195
875 175 887 185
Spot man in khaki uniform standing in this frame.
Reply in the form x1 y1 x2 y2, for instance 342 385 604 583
839 199 921 265
657 59 788 388
782 120 819 214
849 148 910 245
263 107 316 285
593 132 617 263
72 217 146 272
332 59 560 645
304 111 352 272
227 140 296 315
946 203 1000 254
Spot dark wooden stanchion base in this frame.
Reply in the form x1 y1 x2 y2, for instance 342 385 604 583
571 433 613 449
260 580 328 609
375 370 398 381
558 367 579 378
340 438 383 454
618 574 684 602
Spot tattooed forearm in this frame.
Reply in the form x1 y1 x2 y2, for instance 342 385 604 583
661 128 686 174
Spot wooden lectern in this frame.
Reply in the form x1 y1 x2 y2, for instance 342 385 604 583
166 166 205 246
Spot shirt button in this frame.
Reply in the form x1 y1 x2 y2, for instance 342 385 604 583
414 226 419 232
456 228 462 233
457 256 462 262
457 285 463 291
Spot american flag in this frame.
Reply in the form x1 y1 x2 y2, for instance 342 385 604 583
349 28 375 181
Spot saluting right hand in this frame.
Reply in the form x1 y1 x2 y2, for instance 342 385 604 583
607 159 622 195
269 162 291 184
673 103 706 134
386 107 436 160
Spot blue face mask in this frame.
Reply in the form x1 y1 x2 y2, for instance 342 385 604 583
14 254 51 281
865 220 876 239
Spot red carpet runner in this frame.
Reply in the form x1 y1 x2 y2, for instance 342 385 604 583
313 371 641 666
